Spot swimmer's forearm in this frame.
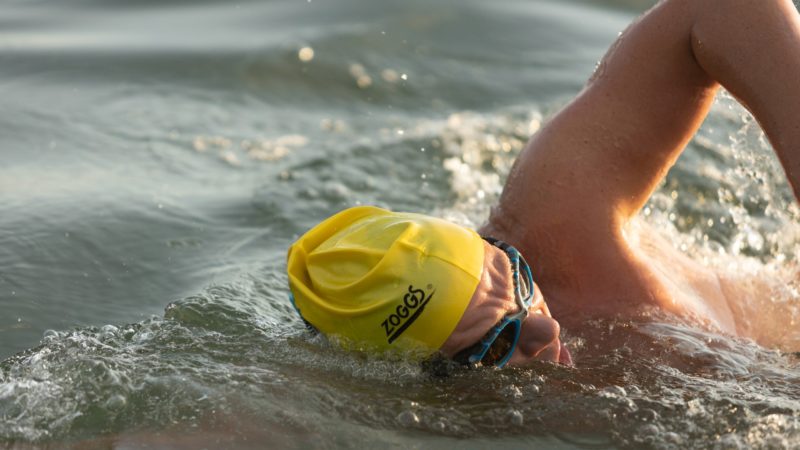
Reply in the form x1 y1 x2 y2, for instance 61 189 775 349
690 0 800 201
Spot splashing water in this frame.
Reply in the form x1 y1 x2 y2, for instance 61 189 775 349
4 93 800 448
3 0 800 448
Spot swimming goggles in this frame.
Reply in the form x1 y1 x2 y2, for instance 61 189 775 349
453 237 534 368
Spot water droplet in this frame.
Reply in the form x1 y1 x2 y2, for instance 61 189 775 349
356 75 372 88
193 137 207 151
381 69 399 83
298 46 314 62
349 63 366 77
508 409 524 426
105 394 127 411
396 410 420 427
502 385 523 400
529 118 541 134
43 329 59 339
601 385 627 397
220 151 240 166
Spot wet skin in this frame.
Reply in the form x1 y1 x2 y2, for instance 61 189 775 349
444 0 800 356
440 241 572 366
440 0 800 360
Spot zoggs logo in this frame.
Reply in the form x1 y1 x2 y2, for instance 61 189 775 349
381 284 434 344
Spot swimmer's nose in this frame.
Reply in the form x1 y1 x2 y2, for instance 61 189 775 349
514 314 562 363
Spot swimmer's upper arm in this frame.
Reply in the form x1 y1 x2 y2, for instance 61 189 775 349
496 0 800 245
483 0 800 314
494 0 718 241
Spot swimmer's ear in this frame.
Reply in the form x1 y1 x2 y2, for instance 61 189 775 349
420 352 466 378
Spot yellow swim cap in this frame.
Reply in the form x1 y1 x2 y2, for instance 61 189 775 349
286 206 484 355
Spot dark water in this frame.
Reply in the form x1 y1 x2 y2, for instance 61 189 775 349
2 0 799 448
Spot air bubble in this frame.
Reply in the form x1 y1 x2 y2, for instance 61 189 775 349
396 410 420 427
507 409 524 426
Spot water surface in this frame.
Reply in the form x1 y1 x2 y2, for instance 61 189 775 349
2 0 799 448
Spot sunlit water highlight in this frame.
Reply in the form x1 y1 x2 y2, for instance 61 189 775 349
1 0 799 448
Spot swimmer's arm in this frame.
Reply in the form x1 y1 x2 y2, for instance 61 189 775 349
492 0 800 243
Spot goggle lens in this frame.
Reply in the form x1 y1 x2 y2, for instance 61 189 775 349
480 321 519 366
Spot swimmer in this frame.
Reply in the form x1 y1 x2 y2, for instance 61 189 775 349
288 0 800 368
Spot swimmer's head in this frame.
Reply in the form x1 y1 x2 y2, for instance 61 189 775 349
286 206 484 354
